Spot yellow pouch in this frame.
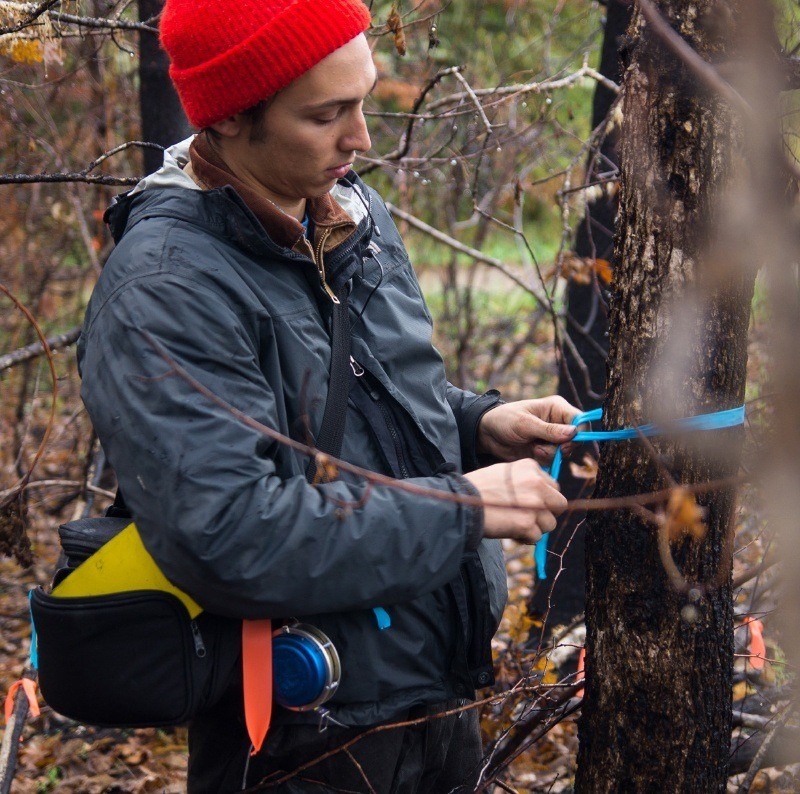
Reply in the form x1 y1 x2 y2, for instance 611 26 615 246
52 523 202 618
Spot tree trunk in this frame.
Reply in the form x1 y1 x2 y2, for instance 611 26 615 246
532 0 631 626
138 0 191 175
575 0 755 790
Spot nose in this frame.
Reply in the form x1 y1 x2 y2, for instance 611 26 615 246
341 106 371 155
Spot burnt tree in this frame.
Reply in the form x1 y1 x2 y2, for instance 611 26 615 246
138 0 191 174
532 0 632 626
574 0 755 790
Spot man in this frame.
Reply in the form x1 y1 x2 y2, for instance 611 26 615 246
78 0 580 789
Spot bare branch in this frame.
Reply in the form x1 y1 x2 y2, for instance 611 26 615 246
451 67 493 135
0 325 80 372
636 0 750 113
425 66 619 114
385 201 548 303
0 172 138 186
0 0 59 36
0 283 58 508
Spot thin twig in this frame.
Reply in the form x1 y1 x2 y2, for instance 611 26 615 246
0 479 115 502
0 325 80 372
636 0 749 113
0 173 138 186
736 703 794 794
0 669 37 794
451 67 493 134
385 202 548 304
425 66 619 113
0 283 58 507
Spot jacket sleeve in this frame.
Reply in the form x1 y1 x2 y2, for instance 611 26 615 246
445 384 504 473
78 272 483 620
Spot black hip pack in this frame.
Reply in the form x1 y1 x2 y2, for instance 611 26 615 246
30 511 241 727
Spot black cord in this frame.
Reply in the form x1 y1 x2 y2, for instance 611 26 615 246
348 180 385 328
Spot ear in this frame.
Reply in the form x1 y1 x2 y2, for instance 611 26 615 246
208 115 244 138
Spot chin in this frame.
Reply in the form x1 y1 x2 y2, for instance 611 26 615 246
310 179 338 197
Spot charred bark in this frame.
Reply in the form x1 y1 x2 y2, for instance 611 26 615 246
138 0 191 175
532 0 632 626
574 0 755 790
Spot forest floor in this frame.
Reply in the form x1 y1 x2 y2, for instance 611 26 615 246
0 308 797 793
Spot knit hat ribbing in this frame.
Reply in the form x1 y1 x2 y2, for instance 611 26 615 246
160 0 372 129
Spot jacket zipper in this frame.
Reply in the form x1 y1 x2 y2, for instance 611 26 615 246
190 619 207 658
377 400 411 479
314 219 357 304
314 227 340 304
353 359 411 479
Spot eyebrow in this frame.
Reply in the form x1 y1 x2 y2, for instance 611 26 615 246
302 74 378 112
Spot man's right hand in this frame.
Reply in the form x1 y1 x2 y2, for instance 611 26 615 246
463 459 568 544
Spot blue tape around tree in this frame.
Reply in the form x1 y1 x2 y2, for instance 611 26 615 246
534 405 746 580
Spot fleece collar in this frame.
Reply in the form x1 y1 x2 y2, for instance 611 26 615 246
125 134 369 252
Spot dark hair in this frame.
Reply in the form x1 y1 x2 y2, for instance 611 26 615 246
203 97 273 144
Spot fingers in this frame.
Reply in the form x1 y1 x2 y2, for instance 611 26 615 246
464 459 571 544
497 507 557 544
535 510 558 534
542 395 582 425
533 444 558 465
517 409 576 446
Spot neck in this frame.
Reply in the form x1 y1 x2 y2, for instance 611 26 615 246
206 136 306 221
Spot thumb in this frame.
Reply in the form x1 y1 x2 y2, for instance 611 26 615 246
529 415 577 444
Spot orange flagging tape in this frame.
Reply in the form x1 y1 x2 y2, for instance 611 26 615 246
743 617 766 671
242 619 272 755
576 647 586 698
4 677 39 724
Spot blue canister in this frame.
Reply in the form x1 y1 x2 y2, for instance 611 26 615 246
272 623 341 711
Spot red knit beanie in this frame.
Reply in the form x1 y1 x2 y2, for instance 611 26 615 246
160 0 372 129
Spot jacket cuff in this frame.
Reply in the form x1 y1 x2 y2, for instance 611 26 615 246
449 474 485 551
460 389 504 473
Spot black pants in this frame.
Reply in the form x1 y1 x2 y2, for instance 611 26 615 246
188 688 483 793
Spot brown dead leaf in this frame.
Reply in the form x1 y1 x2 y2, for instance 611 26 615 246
569 453 598 483
559 252 593 285
594 258 613 285
0 500 33 567
118 738 151 765
665 487 707 542
557 253 613 286
387 5 406 56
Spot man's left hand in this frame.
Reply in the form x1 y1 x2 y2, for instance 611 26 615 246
476 396 582 466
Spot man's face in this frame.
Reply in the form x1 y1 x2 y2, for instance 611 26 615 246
217 34 376 202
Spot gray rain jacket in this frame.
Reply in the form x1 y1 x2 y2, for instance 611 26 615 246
77 137 508 726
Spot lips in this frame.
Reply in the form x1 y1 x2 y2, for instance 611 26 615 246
326 163 353 179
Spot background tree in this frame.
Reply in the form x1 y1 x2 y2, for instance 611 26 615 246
531 0 632 627
137 0 189 174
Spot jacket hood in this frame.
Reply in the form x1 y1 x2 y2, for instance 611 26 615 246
104 135 371 252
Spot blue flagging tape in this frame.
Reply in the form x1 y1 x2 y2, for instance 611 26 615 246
372 607 391 630
534 405 746 580
28 590 38 670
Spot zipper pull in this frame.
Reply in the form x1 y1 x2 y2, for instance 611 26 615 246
350 356 364 377
190 620 207 658
322 280 340 304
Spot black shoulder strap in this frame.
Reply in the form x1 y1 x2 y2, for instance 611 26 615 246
305 286 351 483
111 285 352 512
